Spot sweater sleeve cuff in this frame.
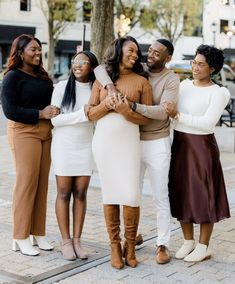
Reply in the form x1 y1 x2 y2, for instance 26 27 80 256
136 103 147 115
94 65 113 87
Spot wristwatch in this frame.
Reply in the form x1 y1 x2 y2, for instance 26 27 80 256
131 102 137 111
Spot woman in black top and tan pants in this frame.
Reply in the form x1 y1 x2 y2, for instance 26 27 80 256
1 34 59 256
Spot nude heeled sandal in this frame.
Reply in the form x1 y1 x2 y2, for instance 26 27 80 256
61 239 76 261
73 238 88 259
12 237 40 256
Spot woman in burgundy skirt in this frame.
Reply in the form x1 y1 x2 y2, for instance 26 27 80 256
164 45 230 262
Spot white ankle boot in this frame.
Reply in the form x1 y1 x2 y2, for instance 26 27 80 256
184 243 211 262
175 239 195 259
12 238 40 256
30 235 53 251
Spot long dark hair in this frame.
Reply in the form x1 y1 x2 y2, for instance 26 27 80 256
61 50 99 111
5 34 52 84
104 36 148 83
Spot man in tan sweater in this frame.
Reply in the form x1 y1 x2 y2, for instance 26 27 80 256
94 39 180 264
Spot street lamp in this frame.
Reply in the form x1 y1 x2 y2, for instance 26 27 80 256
211 22 217 46
227 30 233 48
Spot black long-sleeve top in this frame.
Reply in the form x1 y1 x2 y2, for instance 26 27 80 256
1 69 53 124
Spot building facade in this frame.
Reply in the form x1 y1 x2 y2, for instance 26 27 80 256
0 0 235 75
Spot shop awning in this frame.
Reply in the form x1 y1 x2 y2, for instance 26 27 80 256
55 40 90 54
0 25 36 44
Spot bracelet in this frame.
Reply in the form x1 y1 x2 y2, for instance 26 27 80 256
131 102 137 111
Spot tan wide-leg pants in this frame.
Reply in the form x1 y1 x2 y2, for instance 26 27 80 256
7 120 52 239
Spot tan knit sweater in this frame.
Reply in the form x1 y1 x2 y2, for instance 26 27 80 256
88 72 153 125
94 65 180 140
137 67 180 140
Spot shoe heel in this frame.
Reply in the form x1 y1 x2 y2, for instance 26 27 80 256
12 240 19 251
122 241 127 258
30 235 37 246
204 255 211 261
12 238 40 256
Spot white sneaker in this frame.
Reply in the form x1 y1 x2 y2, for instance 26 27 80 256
175 239 195 259
30 235 53 251
184 243 211 262
12 238 40 256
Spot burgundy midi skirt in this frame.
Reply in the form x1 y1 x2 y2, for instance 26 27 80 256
169 130 230 224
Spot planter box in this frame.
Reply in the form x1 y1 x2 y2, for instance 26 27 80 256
215 126 235 153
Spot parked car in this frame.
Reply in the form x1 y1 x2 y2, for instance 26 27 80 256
167 60 235 98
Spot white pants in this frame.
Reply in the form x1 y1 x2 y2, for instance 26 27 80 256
140 137 171 247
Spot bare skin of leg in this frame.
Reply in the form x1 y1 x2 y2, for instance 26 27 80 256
72 176 90 238
55 176 73 239
180 222 194 240
199 223 214 246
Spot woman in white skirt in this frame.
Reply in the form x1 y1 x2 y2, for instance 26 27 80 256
87 37 153 269
51 51 98 260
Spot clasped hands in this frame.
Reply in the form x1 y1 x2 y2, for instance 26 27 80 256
104 84 129 112
163 101 178 118
105 92 129 112
39 105 60 119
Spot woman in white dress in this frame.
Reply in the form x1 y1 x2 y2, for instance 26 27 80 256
87 37 153 269
51 51 98 260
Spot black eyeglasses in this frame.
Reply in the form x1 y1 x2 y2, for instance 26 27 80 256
71 59 90 66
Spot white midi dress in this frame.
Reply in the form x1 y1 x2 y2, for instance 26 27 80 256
92 112 141 207
51 80 94 176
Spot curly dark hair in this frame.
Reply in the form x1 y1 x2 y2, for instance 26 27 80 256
104 36 148 82
5 34 52 85
195 45 224 75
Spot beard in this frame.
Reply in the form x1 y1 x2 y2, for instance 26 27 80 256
147 60 164 71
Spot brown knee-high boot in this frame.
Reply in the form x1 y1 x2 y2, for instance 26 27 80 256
103 205 124 269
123 205 140 268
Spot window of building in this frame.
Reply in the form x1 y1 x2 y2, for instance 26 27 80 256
20 0 31 12
220 19 229 33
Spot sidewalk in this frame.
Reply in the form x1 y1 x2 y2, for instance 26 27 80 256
0 135 235 284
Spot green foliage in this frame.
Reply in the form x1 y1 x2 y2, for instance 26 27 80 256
139 8 156 30
115 0 140 28
118 0 203 43
47 0 77 22
38 0 77 75
183 0 203 36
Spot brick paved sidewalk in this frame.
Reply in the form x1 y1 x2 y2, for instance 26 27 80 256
0 135 235 283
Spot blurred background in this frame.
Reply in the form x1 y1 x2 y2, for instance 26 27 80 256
0 0 235 83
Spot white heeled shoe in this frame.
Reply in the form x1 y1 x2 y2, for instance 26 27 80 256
175 239 195 259
12 238 40 256
30 235 53 251
184 243 211 262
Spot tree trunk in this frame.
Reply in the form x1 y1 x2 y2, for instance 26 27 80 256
91 0 114 63
47 19 54 77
